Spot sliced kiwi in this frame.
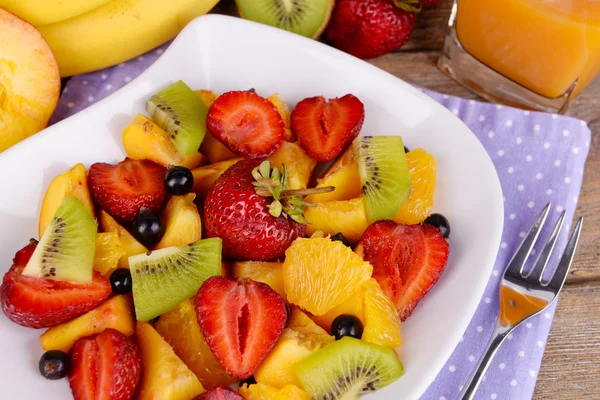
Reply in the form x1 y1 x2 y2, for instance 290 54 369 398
353 136 411 223
22 197 97 283
146 80 209 156
236 0 335 39
294 337 404 399
130 238 222 321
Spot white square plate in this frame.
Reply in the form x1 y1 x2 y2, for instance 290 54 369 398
0 15 503 399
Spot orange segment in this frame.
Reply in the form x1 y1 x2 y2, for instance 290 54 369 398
283 238 372 315
304 197 369 243
269 141 317 189
155 193 202 249
231 261 285 298
362 278 402 349
93 232 125 277
155 299 236 390
305 146 361 203
136 321 205 399
393 148 437 225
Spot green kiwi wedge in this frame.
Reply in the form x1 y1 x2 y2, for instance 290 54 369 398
353 136 411 223
294 337 404 399
130 237 222 321
146 80 209 156
22 197 97 283
236 0 335 39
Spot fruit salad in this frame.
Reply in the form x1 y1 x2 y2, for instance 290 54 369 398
0 81 451 400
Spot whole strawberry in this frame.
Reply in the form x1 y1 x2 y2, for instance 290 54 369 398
325 0 417 59
204 160 332 261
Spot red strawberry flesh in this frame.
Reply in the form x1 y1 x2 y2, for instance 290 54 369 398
68 329 141 400
325 0 416 59
197 386 244 399
0 243 112 328
206 91 285 159
195 276 287 380
203 159 306 261
291 94 364 162
361 220 449 321
88 158 167 223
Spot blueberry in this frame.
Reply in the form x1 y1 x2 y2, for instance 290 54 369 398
425 213 451 238
331 232 352 248
331 314 364 341
164 166 194 196
239 375 257 389
132 208 165 248
110 268 133 295
404 145 410 153
39 350 70 380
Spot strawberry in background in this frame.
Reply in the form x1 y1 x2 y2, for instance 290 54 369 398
325 0 418 59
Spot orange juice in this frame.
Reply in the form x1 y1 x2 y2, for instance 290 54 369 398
456 0 600 99
499 285 547 326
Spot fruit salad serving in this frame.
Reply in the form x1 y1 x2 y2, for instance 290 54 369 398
0 81 451 400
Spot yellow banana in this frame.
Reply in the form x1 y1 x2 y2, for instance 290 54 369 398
0 0 111 26
38 0 220 77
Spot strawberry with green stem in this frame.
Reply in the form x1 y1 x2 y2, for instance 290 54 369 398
204 159 333 261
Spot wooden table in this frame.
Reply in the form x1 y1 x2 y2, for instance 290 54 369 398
213 0 600 397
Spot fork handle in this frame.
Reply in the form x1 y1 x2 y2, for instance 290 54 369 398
458 324 513 400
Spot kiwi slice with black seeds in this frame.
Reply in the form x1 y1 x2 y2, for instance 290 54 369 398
353 136 411 223
22 197 96 283
294 336 404 399
130 237 222 322
146 80 209 156
236 0 335 39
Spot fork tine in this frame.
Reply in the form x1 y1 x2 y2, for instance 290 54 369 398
524 210 566 281
505 203 551 277
544 216 583 290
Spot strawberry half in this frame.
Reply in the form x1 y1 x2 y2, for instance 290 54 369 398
195 276 287 380
360 220 449 321
197 387 244 399
290 94 365 162
0 243 112 328
88 158 167 223
206 91 285 159
68 329 142 400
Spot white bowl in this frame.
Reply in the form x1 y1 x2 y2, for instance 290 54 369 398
0 15 503 399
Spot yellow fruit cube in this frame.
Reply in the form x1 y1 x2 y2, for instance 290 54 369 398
255 309 333 388
99 210 147 269
40 296 134 352
231 261 285 298
155 193 202 249
240 382 311 400
305 145 361 204
94 232 125 277
304 197 369 243
191 158 243 200
270 141 316 190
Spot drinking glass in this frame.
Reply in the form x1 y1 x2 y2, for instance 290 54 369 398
438 0 600 113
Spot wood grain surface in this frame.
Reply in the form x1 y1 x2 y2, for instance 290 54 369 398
214 0 600 397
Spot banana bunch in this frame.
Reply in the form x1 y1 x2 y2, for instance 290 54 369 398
0 0 220 77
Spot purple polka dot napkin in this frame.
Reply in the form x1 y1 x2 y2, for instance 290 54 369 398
50 43 591 400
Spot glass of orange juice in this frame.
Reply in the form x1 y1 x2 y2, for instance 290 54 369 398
438 0 600 113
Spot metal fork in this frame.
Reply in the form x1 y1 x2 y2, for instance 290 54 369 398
458 203 583 400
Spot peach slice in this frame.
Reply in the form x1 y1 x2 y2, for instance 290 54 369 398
305 145 361 203
38 163 95 238
122 114 206 169
155 193 202 249
267 93 295 142
304 197 369 243
191 158 243 200
0 9 60 152
231 261 286 299
40 295 135 352
270 141 317 190
99 210 147 269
